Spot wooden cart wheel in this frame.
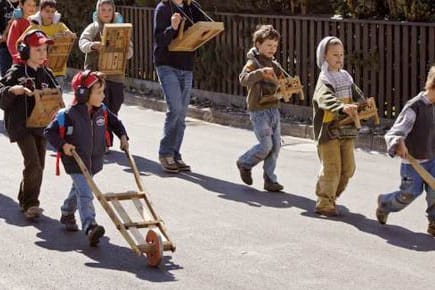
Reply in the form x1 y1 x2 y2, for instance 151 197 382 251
145 229 163 267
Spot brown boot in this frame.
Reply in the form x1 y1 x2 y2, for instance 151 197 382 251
236 161 252 185
159 156 180 173
315 207 339 217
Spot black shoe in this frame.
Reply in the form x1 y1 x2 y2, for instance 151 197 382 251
236 161 252 185
86 224 105 247
60 213 79 232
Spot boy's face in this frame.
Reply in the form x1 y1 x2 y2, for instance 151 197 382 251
21 0 37 17
27 44 48 67
88 82 105 107
256 38 278 59
98 3 114 24
325 44 344 71
40 6 57 25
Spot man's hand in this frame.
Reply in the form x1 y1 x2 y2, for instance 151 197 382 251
8 85 32 96
62 143 76 156
171 13 182 30
120 135 129 151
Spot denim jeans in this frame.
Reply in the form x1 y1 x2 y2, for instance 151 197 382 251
156 65 193 160
61 173 96 232
0 46 12 78
238 108 281 183
379 159 435 221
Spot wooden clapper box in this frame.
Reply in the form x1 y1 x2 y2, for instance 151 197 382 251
168 21 224 52
47 34 75 75
26 88 64 128
98 23 132 75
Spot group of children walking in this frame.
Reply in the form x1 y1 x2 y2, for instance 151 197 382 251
235 24 435 236
0 0 434 251
0 0 130 246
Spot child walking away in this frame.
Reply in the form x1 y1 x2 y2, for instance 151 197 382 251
376 65 435 236
7 0 36 64
79 0 133 150
236 24 284 192
312 36 365 216
25 0 76 89
0 29 57 219
44 70 129 246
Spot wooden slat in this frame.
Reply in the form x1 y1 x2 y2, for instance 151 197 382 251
124 220 162 229
104 191 146 201
393 25 401 115
402 25 409 106
385 24 393 118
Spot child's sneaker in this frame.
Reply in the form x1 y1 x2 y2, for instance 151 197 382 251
376 195 389 225
86 223 105 247
236 161 252 185
264 180 284 192
24 206 43 219
60 213 79 232
427 221 435 236
159 156 180 173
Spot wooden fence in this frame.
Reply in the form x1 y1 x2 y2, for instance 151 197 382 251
118 6 435 119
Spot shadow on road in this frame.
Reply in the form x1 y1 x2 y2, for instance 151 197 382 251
104 150 435 252
0 193 181 282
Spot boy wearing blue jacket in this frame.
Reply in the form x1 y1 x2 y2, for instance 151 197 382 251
45 70 129 246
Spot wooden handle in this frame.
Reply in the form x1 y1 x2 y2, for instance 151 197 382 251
123 149 145 192
177 19 186 40
406 154 435 190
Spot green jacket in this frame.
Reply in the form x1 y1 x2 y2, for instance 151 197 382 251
239 48 283 112
312 78 365 144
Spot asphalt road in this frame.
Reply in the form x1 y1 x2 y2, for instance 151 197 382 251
0 90 434 290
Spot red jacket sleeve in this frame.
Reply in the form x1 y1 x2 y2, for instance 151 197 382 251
7 19 30 64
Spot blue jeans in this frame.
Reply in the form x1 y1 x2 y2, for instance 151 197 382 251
156 65 193 160
61 174 96 232
0 46 12 77
379 159 435 221
238 108 281 183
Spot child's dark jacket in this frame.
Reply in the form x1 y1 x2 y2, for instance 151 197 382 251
44 103 128 175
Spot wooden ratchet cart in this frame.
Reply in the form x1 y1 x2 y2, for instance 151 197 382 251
71 149 175 267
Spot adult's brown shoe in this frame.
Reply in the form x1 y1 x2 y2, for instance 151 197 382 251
159 156 180 173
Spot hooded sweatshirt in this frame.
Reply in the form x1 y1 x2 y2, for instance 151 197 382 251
79 0 133 83
239 47 283 111
24 11 71 76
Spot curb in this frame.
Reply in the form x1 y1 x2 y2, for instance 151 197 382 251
124 92 387 153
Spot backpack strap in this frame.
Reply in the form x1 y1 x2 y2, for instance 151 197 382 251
101 104 112 147
56 108 67 176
